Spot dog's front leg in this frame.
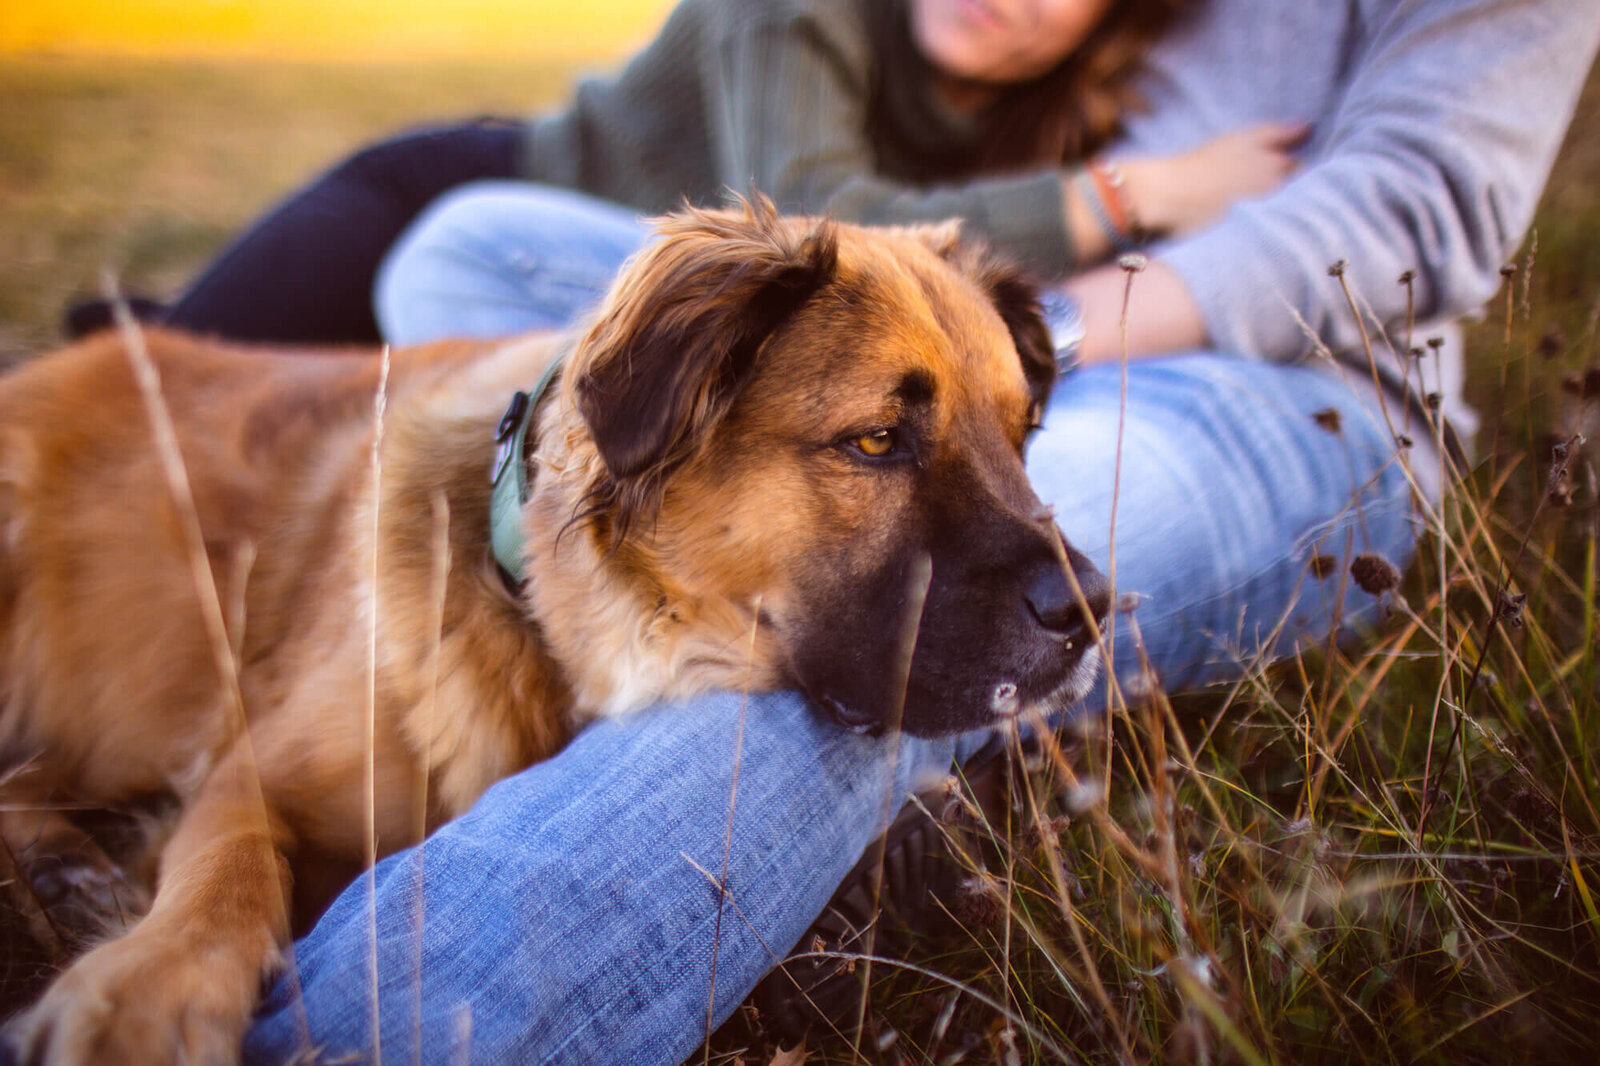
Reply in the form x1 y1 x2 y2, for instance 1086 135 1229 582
8 744 293 1066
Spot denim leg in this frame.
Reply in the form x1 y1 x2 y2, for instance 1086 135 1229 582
242 693 961 1064
1038 358 1418 677
374 181 651 345
242 355 1422 1062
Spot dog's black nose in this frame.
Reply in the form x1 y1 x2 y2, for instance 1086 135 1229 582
1025 550 1110 644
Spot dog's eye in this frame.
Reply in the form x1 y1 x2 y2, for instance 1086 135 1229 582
854 429 895 457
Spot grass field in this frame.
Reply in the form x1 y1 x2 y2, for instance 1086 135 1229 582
0 0 673 59
2 41 1600 1066
0 54 607 363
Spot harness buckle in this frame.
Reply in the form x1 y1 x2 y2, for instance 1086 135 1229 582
490 390 530 486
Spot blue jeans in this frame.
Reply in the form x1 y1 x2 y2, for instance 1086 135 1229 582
243 184 1426 1063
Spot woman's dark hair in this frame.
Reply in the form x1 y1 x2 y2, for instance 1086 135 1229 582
865 0 1188 177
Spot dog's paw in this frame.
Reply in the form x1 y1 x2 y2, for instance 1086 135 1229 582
5 928 261 1066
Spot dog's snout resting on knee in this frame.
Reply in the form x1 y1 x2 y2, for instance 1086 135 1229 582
0 196 1105 1062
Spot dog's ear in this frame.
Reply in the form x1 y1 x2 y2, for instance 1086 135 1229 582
572 195 838 536
942 242 1057 409
983 264 1057 410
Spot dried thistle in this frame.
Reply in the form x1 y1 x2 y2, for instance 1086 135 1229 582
1496 591 1527 628
1023 814 1073 853
1547 468 1575 507
1546 433 1584 505
1308 553 1339 579
953 874 1006 930
1551 435 1581 461
1350 553 1401 595
1561 369 1600 399
1327 259 1347 278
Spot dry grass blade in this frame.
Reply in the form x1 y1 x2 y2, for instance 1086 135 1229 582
105 279 310 1043
703 595 764 1060
363 344 392 1066
849 552 931 1055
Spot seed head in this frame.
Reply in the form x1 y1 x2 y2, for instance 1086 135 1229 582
1350 553 1401 595
953 874 1006 930
1425 392 1443 410
1396 433 1414 449
1538 327 1566 360
1547 469 1575 507
1546 433 1584 505
1499 263 1518 278
1536 432 1568 462
1551 433 1586 459
1496 590 1527 628
1023 814 1073 852
1312 408 1343 433
1397 269 1416 285
1427 336 1445 352
1308 553 1338 579
1327 260 1347 278
1565 370 1600 400
1118 252 1148 273
1410 346 1427 360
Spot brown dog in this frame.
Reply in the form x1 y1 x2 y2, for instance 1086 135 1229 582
0 199 1109 1062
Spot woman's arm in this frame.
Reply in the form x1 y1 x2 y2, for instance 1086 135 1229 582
1141 0 1600 365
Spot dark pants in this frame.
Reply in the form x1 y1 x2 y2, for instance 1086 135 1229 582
163 118 522 345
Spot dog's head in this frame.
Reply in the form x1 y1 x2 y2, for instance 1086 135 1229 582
558 197 1109 737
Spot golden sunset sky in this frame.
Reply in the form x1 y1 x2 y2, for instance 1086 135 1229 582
0 0 674 60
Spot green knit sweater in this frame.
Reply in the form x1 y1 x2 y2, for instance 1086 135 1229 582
521 0 1076 277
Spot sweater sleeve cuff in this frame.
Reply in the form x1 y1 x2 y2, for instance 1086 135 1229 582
968 170 1077 279
1156 216 1317 363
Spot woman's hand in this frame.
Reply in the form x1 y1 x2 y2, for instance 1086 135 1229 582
1121 122 1309 237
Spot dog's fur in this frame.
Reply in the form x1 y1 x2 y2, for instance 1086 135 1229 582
0 200 1107 1061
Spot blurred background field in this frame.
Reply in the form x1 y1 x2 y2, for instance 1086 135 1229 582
0 0 672 364
4 7 1600 1063
0 0 674 58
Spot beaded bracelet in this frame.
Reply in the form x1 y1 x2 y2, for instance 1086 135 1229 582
1075 160 1144 252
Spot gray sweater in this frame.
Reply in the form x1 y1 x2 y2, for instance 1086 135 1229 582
522 0 1076 274
1122 0 1599 434
522 0 1600 431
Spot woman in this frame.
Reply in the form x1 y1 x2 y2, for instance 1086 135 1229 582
99 0 1299 348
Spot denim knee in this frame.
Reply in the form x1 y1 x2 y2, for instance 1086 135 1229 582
375 181 649 345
